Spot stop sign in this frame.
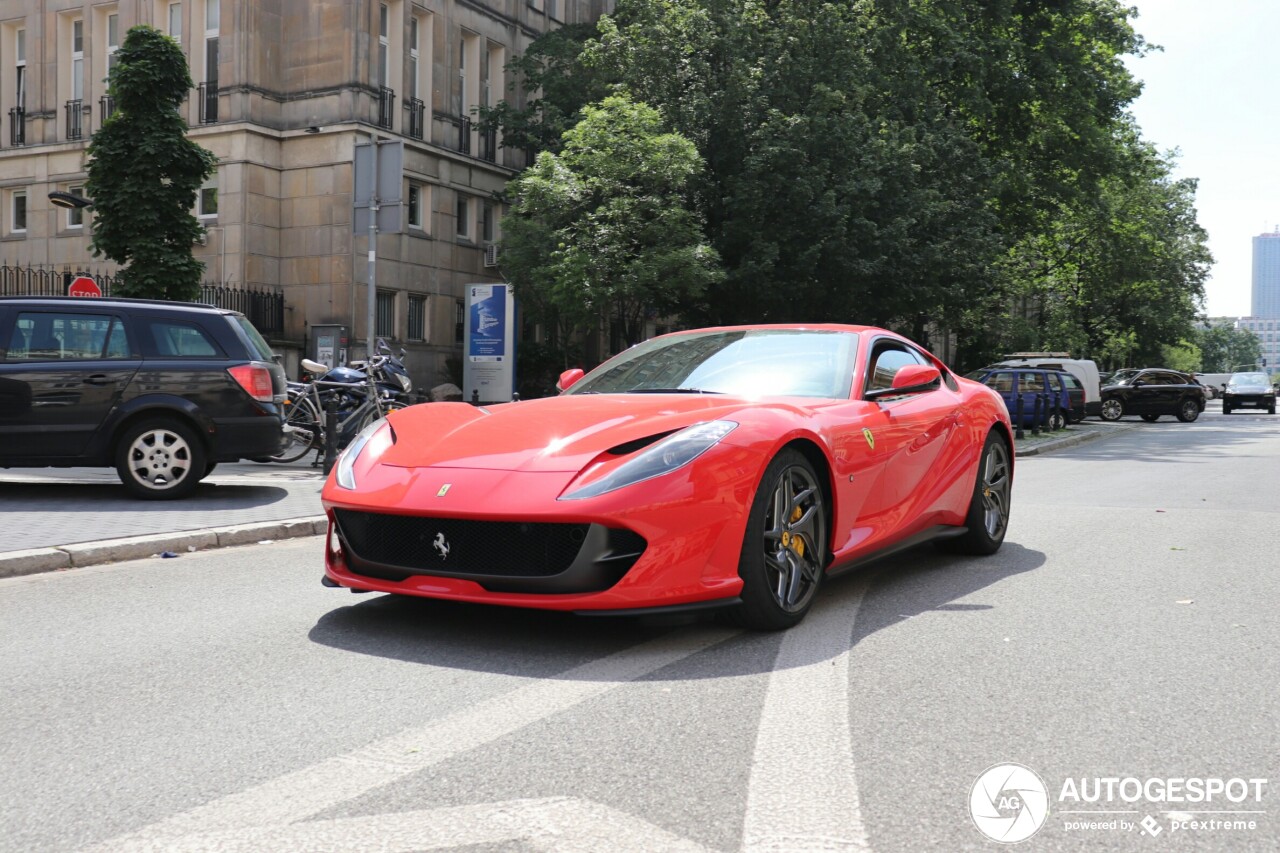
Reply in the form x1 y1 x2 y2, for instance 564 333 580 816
67 276 103 297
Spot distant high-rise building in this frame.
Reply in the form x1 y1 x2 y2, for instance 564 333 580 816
1251 229 1280 317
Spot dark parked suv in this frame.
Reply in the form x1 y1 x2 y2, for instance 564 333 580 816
0 297 286 499
1098 368 1205 423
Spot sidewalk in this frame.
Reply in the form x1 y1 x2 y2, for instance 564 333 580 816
0 459 328 578
1 418 1139 580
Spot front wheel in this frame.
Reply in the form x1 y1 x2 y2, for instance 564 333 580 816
940 431 1012 556
728 449 827 631
1176 399 1201 423
1100 398 1124 421
1222 403 1232 415
1141 414 1160 423
115 419 207 500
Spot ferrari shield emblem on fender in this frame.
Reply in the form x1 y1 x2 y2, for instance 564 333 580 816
863 428 875 450
437 483 451 497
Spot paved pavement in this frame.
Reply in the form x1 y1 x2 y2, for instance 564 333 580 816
0 406 1213 575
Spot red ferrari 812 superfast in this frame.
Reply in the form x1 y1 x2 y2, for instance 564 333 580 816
321 325 1014 630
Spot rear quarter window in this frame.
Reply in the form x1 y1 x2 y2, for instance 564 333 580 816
142 320 225 358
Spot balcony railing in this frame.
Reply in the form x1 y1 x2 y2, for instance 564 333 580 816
100 95 115 124
377 87 395 129
478 127 497 163
65 99 84 140
9 107 24 146
198 81 219 124
456 116 471 155
405 97 424 139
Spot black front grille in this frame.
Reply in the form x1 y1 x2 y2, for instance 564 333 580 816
335 509 587 577
333 509 647 594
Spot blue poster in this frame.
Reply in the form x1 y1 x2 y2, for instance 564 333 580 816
468 285 507 360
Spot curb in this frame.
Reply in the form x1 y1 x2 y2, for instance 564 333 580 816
1015 421 1141 458
0 516 328 580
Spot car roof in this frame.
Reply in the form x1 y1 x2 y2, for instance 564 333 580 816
0 295 236 316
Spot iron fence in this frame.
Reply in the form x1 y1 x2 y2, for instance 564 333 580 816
0 264 285 336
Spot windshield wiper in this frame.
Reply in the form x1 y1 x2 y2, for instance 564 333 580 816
625 387 722 394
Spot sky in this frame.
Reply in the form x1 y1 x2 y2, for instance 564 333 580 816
1123 1 1280 318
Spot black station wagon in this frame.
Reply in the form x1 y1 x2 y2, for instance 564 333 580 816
0 297 286 499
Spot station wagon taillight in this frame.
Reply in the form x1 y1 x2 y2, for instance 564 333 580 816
228 364 274 402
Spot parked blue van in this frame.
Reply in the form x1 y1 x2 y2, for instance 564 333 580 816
967 367 1084 429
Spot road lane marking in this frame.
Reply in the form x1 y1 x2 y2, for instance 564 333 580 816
91 797 713 853
85 627 736 852
742 580 873 852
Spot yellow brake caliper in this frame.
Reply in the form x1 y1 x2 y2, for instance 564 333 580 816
787 505 805 557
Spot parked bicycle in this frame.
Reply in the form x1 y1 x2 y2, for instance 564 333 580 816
267 354 410 464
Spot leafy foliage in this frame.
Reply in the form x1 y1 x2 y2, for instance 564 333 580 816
503 95 723 351
490 0 1211 373
1195 323 1262 373
86 26 217 301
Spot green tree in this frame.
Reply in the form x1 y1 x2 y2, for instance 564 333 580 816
86 26 217 301
502 94 723 353
1195 323 1262 372
1161 341 1201 373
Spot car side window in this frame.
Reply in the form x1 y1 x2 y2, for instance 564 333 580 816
1020 372 1046 393
1060 373 1081 389
983 372 1014 393
7 312 116 361
145 320 223 358
865 344 924 393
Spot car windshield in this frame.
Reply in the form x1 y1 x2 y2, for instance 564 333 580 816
1107 369 1141 385
1229 372 1269 385
567 329 859 398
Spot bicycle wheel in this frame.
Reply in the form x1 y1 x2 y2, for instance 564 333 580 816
269 396 322 463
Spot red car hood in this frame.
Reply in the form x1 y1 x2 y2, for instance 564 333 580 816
379 394 770 472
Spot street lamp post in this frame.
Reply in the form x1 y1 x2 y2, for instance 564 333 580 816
48 190 93 210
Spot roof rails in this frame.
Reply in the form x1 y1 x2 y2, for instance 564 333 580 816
1004 352 1072 358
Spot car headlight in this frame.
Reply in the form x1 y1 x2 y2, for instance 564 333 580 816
560 420 738 500
335 418 395 490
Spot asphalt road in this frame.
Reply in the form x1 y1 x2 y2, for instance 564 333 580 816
1 405 1277 852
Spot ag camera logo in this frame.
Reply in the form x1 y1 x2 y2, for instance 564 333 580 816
970 763 1050 843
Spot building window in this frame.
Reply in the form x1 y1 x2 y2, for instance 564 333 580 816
408 17 418 100
408 294 426 341
548 0 559 22
168 2 183 38
67 184 86 228
15 28 25 108
11 191 27 233
107 14 120 78
72 20 85 102
376 289 396 338
457 37 466 116
197 177 218 218
408 183 423 229
455 300 464 343
456 195 470 239
378 4 390 88
205 0 220 85
482 202 495 243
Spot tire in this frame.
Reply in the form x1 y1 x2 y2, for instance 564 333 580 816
269 397 322 463
941 431 1012 556
114 418 207 500
1100 398 1124 421
1176 398 1201 423
1269 406 1276 415
1222 402 1231 415
727 449 827 631
199 462 217 481
1048 410 1066 431
1140 414 1160 423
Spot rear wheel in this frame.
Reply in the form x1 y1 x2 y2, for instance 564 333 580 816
1100 398 1124 421
115 418 206 500
1176 398 1201 423
1048 410 1066 431
1140 414 1160 423
728 449 826 631
268 396 322 463
941 431 1011 556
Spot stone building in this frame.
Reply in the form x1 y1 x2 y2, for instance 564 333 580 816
0 0 611 387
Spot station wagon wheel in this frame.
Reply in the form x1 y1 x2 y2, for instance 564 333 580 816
1100 399 1124 421
115 418 206 500
1176 398 1201 423
730 449 826 631
940 431 1011 556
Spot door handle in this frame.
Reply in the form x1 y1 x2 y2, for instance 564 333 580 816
83 374 113 386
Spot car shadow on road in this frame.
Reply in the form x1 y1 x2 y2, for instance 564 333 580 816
0 481 293 509
306 540 1046 680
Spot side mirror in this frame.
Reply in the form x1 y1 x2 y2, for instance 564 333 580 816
866 364 941 400
557 368 585 392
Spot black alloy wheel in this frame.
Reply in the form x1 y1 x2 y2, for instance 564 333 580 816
941 431 1012 556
